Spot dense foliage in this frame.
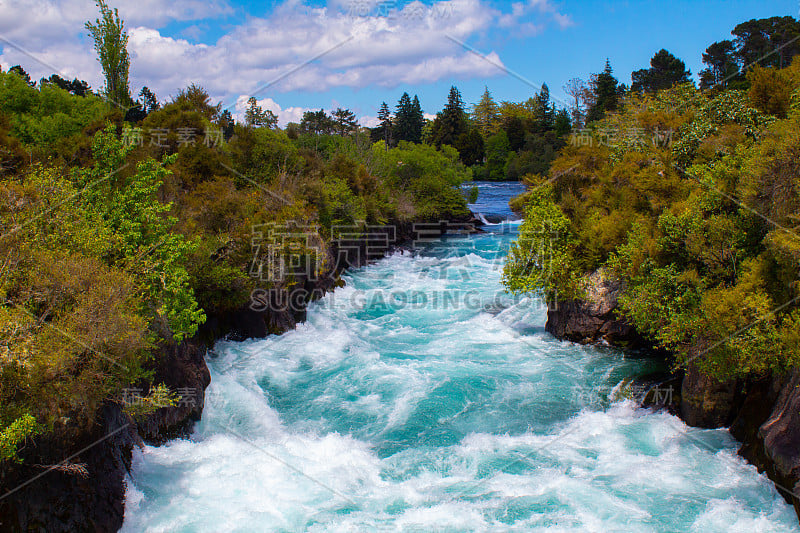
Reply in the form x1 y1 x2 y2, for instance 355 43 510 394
0 55 472 462
505 57 800 381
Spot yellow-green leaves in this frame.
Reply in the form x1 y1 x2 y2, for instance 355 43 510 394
503 187 582 303
0 413 39 463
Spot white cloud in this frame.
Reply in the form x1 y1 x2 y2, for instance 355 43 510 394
0 0 573 106
233 95 311 127
497 0 573 35
0 0 232 89
360 114 380 128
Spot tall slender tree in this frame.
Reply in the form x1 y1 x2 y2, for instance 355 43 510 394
431 86 468 148
86 0 131 108
394 92 415 142
585 60 621 124
377 101 392 145
563 78 587 129
410 95 424 143
218 109 235 140
533 83 555 131
472 86 499 138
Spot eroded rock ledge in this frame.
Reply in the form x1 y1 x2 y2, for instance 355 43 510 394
547 268 800 522
545 269 643 347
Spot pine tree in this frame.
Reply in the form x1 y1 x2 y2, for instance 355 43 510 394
585 60 621 124
699 41 739 90
8 65 35 87
444 85 465 116
534 84 555 131
218 109 235 140
410 95 424 144
394 92 415 143
472 86 498 138
331 108 358 136
245 97 278 128
377 101 392 145
431 86 468 148
631 49 692 93
140 87 159 114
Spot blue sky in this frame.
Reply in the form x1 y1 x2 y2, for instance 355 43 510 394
1 0 798 125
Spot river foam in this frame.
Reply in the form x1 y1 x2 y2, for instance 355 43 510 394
122 182 799 532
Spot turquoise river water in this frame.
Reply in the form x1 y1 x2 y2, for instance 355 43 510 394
122 182 799 532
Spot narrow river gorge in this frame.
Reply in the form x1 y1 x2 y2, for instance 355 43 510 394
121 182 799 531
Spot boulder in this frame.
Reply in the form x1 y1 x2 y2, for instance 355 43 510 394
546 269 641 346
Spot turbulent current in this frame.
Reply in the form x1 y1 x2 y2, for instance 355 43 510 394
122 182 799 532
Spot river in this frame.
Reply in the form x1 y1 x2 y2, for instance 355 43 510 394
122 181 798 532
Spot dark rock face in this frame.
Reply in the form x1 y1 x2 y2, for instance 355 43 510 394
731 370 800 516
135 338 212 444
545 269 641 346
680 362 741 428
759 370 800 515
0 404 137 533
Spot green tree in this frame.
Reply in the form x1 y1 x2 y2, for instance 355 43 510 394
431 86 468 149
140 87 159 113
456 127 484 166
586 60 622 123
631 49 692 93
377 101 392 145
245 96 278 128
471 86 499 138
218 109 235 140
485 130 510 181
533 83 555 131
504 115 526 152
371 141 471 220
410 95 424 143
699 40 739 90
43 74 91 96
331 107 358 136
733 16 800 70
172 84 220 121
299 109 334 135
554 108 571 136
394 92 415 143
8 65 34 87
82 126 205 340
503 187 581 302
86 0 131 108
